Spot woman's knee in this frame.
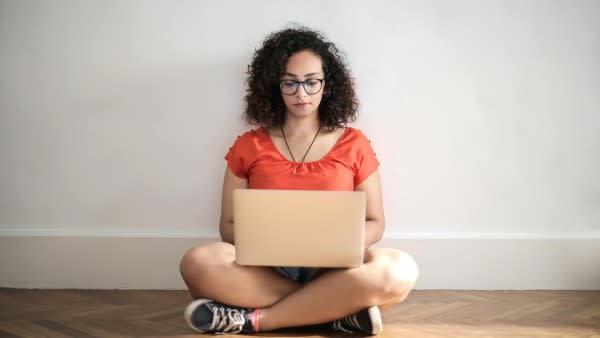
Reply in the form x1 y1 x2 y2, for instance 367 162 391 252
179 241 235 280
370 248 419 300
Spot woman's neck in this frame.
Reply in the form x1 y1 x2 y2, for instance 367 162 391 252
281 116 321 138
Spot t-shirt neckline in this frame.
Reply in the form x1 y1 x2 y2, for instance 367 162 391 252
261 126 349 165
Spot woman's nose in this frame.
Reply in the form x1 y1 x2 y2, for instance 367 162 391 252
295 83 308 97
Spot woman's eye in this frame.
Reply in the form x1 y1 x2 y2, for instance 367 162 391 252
306 80 319 86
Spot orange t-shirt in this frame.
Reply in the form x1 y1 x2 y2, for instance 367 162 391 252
224 127 379 191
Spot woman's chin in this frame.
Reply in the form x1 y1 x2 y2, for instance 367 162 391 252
287 107 317 119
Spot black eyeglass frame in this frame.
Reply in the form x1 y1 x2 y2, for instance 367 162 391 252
279 79 325 96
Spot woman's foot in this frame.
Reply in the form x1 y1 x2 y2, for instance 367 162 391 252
184 298 257 334
331 306 383 335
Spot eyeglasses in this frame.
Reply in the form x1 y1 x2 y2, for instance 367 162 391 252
279 79 324 96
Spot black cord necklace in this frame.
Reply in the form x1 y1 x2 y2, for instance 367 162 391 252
280 124 322 163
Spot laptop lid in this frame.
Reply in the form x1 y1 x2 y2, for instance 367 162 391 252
233 189 366 268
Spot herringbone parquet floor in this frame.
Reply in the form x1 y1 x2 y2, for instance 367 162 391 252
0 289 598 337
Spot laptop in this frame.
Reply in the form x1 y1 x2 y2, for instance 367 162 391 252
233 189 366 268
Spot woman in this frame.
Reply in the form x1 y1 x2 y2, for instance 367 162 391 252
179 26 419 335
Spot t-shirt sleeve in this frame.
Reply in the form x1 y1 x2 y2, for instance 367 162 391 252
354 130 380 187
224 133 251 179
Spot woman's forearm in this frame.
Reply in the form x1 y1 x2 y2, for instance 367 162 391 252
219 222 235 245
364 219 384 252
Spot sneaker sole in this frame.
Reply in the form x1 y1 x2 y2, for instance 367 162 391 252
183 298 214 333
368 306 383 335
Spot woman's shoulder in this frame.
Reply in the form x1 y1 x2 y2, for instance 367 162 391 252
232 127 268 143
226 127 269 160
340 126 371 143
335 127 378 158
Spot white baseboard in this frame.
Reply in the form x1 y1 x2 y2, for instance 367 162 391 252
0 231 598 290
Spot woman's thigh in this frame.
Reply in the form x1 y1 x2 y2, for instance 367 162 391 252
179 241 302 308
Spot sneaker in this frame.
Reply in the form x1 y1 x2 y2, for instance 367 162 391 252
331 306 383 335
184 298 256 334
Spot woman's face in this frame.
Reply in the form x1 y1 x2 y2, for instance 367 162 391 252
280 50 325 120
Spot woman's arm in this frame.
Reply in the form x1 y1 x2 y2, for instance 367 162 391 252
355 170 385 252
219 166 249 244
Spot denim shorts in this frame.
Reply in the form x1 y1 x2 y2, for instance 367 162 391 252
274 266 321 284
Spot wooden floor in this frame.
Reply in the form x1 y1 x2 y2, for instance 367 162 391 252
0 289 598 337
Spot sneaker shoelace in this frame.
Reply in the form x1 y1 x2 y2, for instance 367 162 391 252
209 306 247 334
332 313 362 334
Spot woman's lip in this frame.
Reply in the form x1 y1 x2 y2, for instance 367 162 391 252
294 103 309 106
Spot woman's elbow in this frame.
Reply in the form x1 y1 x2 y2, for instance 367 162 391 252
219 222 235 244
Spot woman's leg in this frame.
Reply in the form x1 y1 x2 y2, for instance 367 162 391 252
179 241 302 308
257 248 419 331
181 244 419 333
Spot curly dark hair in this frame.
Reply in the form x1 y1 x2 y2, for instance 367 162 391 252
244 25 359 131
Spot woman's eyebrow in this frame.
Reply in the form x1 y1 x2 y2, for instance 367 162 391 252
282 72 322 78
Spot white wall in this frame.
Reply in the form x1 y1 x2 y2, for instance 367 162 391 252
1 1 599 289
